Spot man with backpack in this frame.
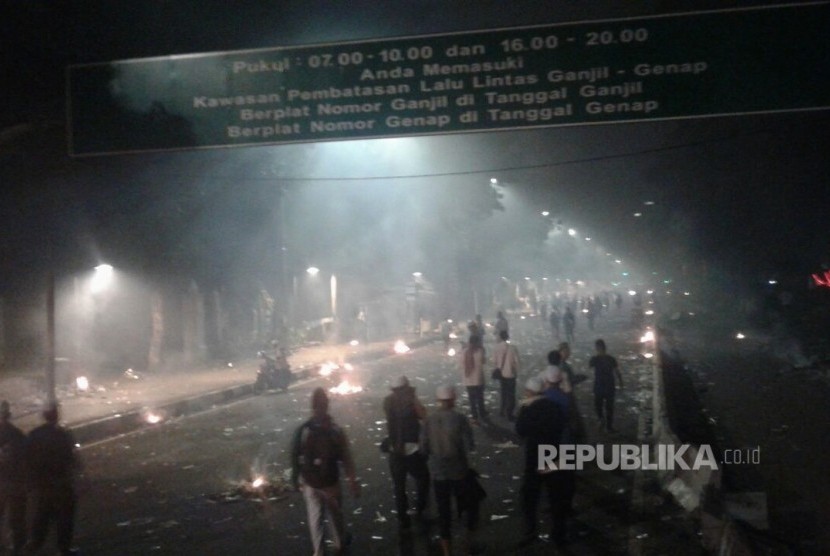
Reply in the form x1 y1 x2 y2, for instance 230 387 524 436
291 387 360 556
383 376 430 531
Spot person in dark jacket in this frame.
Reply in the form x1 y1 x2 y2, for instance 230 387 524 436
290 387 360 556
0 400 26 554
590 338 623 433
515 377 570 548
22 402 81 556
383 375 430 530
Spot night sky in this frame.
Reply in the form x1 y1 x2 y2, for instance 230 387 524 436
2 0 828 297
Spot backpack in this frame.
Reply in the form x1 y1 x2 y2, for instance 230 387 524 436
298 421 342 488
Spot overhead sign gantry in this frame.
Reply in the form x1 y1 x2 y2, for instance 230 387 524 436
68 2 830 156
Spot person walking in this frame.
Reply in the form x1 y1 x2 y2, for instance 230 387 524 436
22 402 81 556
549 306 561 339
590 339 623 433
460 334 487 424
492 330 520 421
383 376 431 531
494 310 509 339
563 307 576 344
558 341 581 390
515 377 570 548
0 401 26 554
420 385 477 556
290 387 360 556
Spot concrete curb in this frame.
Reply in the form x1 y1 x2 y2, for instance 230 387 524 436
71 336 436 446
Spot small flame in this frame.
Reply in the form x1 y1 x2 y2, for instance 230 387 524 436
75 376 90 391
329 380 364 396
144 410 163 424
319 362 338 377
393 340 410 354
251 476 266 489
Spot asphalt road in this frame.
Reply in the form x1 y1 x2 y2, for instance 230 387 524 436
69 312 696 556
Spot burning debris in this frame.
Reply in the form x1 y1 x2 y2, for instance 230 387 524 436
140 407 166 425
318 361 354 378
329 379 364 396
207 475 294 504
393 340 411 354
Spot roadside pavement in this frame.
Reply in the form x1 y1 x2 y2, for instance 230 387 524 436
1 335 430 444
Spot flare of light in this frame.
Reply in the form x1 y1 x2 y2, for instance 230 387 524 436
75 376 90 391
644 352 654 359
143 409 163 424
251 476 266 489
349 340 360 346
448 348 457 356
343 363 354 372
640 330 655 343
393 340 411 354
329 379 364 395
319 362 338 377
736 332 746 340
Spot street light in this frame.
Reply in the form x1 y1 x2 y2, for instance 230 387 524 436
90 263 114 294
48 263 115 404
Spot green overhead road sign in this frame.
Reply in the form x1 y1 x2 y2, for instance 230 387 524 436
68 2 830 156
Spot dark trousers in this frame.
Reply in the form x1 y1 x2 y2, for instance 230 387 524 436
434 479 478 540
594 389 615 430
499 377 516 419
465 386 486 420
389 452 430 525
0 484 26 551
520 470 572 543
24 486 76 555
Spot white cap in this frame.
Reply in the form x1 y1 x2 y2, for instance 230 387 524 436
436 385 456 400
524 376 545 394
545 366 563 384
392 375 410 389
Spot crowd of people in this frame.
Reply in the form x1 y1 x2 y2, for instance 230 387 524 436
290 309 624 555
0 400 82 555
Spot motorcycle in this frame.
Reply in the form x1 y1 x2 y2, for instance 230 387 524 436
255 351 293 393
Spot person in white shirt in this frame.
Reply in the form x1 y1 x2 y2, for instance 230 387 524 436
492 330 520 421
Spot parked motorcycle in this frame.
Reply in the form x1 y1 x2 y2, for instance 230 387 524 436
255 351 292 392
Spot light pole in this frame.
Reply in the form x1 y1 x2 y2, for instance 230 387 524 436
47 264 115 403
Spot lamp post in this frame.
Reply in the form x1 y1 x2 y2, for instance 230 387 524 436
47 264 114 404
